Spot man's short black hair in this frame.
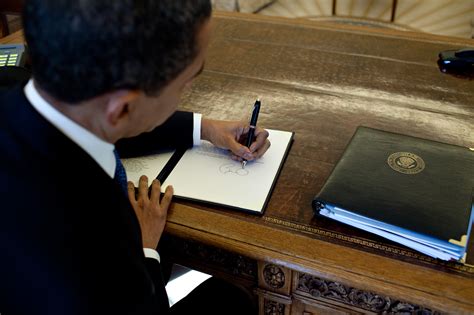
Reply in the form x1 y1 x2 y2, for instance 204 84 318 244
23 0 212 103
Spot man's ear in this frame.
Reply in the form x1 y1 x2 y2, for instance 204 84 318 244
105 90 140 126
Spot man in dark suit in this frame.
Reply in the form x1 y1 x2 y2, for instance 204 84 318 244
0 0 269 314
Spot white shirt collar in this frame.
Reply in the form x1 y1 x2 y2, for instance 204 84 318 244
24 79 116 178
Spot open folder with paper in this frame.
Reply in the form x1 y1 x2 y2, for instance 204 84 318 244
123 129 293 214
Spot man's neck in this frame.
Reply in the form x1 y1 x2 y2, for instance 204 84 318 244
33 80 115 143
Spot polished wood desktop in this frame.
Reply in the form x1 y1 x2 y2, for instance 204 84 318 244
168 12 474 314
0 28 22 43
3 12 473 314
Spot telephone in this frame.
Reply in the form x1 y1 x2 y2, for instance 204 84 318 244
0 44 31 89
0 43 27 67
438 47 474 77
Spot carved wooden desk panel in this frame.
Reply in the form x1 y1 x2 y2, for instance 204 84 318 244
3 13 473 315
166 12 474 315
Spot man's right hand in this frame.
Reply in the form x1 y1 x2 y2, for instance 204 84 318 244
128 176 173 249
201 118 271 162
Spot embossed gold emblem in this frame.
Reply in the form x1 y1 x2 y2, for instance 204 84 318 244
387 152 425 174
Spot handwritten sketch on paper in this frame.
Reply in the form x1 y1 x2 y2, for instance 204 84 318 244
122 150 175 186
121 129 293 213
219 163 249 176
162 129 293 213
190 141 264 176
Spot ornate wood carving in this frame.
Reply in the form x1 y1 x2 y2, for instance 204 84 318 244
297 273 441 314
164 236 257 280
264 298 285 315
263 264 285 289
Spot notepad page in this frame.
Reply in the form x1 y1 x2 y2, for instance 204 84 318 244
162 129 293 213
122 150 175 187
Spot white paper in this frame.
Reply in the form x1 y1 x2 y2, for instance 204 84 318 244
319 205 468 261
163 129 292 213
122 150 175 186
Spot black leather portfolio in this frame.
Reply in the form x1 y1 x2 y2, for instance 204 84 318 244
313 126 474 261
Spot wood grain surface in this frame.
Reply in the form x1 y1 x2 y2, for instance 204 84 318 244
172 12 474 313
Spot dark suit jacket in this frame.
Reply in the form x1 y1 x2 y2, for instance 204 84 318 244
0 85 194 315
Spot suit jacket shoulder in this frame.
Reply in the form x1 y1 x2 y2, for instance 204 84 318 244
0 86 170 315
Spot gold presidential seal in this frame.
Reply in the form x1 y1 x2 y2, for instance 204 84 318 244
387 152 425 174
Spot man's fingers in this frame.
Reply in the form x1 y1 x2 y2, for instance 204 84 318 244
160 185 174 213
253 139 271 158
230 154 243 161
127 181 137 203
249 128 269 153
228 136 251 159
138 175 149 198
149 179 161 204
238 125 250 140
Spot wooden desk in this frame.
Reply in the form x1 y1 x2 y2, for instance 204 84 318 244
3 13 473 314
0 29 22 44
169 12 474 314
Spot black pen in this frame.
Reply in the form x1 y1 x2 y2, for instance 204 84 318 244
242 99 261 169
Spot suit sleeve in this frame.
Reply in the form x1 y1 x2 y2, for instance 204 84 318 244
144 258 171 314
115 111 194 158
